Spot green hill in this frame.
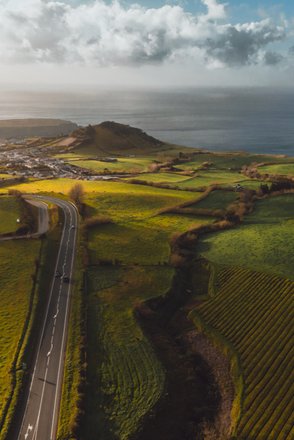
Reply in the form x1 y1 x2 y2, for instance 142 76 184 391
72 121 173 155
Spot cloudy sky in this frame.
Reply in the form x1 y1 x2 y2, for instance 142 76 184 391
0 0 294 88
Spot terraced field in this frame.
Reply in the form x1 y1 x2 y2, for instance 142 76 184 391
86 266 173 440
190 265 294 439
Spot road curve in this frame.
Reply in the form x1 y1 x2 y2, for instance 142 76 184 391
15 196 78 440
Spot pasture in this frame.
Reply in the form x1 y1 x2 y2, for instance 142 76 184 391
0 196 22 234
258 163 294 176
0 240 40 432
68 157 154 173
197 194 294 280
85 266 173 440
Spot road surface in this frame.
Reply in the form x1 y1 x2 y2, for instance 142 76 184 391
15 197 78 440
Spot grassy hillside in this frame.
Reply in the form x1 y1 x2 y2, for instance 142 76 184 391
73 121 172 156
190 265 294 439
0 119 77 138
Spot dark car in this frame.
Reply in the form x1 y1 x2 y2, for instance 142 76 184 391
63 276 70 283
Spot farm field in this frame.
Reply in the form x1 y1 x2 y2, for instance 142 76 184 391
130 170 254 190
86 266 173 440
3 178 198 202
0 240 41 431
258 163 294 176
68 157 154 173
2 128 294 440
0 196 22 234
190 265 294 439
176 171 250 189
83 177 219 439
197 194 294 280
0 174 13 180
175 152 293 171
191 190 238 210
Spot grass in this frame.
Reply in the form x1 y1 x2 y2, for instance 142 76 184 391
3 178 197 201
258 163 294 176
57 238 83 440
197 194 294 280
85 265 173 440
126 170 253 190
192 190 238 210
0 174 14 180
129 172 193 183
82 176 216 439
68 157 154 173
190 265 294 439
176 171 250 189
0 196 22 234
176 152 294 171
0 240 41 434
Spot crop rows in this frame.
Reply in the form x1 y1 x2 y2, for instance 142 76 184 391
194 266 294 439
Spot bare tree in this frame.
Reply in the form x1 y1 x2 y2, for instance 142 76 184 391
68 183 85 208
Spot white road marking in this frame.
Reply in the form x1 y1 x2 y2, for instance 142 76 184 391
50 204 77 440
25 424 33 439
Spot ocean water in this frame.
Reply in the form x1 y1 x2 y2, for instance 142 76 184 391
0 87 294 155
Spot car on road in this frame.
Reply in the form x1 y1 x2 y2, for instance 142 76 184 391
55 271 62 278
63 276 70 283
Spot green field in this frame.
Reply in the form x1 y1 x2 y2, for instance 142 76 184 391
176 152 291 171
2 144 294 439
0 196 22 234
128 172 192 184
68 157 154 173
86 266 173 440
258 163 294 176
176 171 250 189
192 190 238 210
0 240 41 432
82 175 216 439
0 174 14 180
190 265 294 439
129 170 252 190
197 194 294 280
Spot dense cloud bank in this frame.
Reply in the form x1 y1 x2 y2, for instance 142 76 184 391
0 0 287 68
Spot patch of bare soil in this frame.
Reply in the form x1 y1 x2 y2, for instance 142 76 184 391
184 331 234 439
133 305 218 440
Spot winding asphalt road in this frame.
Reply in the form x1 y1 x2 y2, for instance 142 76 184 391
16 197 78 440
